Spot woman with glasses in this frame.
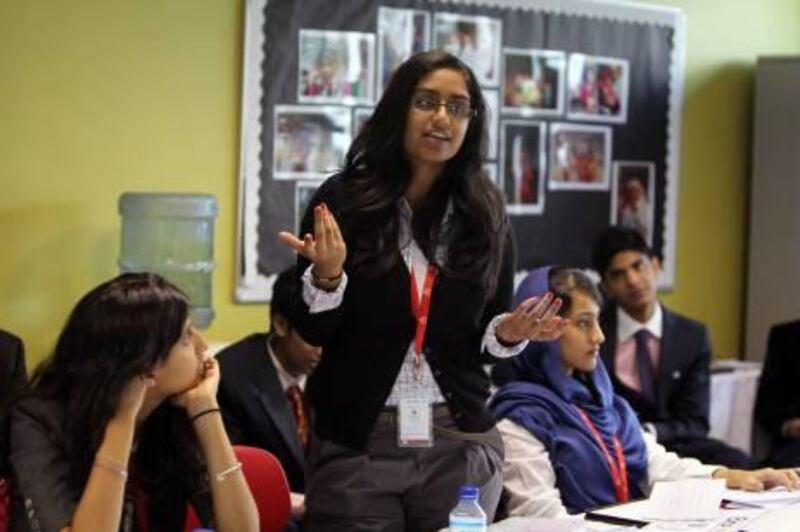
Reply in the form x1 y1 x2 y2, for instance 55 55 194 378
277 50 564 531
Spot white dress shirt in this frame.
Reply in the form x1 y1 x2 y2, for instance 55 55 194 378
617 304 663 345
616 304 663 436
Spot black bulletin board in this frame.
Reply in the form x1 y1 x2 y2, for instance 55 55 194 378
236 0 685 302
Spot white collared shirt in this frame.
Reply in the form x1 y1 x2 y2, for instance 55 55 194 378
617 303 663 344
614 304 663 413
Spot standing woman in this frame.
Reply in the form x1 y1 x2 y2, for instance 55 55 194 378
278 51 564 531
8 273 258 532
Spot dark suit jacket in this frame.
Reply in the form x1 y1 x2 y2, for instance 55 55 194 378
0 329 27 476
216 333 305 493
292 174 516 450
0 330 26 397
754 320 800 441
599 304 711 444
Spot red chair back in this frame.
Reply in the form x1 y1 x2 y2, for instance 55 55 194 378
184 446 291 532
0 478 9 532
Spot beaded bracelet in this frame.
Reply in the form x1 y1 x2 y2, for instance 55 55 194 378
214 462 243 483
94 455 128 480
190 407 221 423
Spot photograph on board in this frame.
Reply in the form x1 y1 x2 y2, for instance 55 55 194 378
298 29 375 105
483 88 499 160
501 120 546 214
503 48 565 116
273 105 352 180
566 53 629 123
433 12 502 87
377 7 430 95
549 123 612 191
611 161 656 245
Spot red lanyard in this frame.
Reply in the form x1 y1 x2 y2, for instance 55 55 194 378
576 407 630 503
409 264 437 368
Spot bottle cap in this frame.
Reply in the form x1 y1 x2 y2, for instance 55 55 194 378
459 485 480 500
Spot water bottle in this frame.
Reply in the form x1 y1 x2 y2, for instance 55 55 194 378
449 485 486 531
118 193 217 328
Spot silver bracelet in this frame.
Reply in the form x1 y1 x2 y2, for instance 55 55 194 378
94 454 129 481
214 461 243 482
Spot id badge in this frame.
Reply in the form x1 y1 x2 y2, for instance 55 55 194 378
397 397 433 447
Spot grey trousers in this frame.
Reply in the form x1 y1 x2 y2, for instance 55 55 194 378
304 408 504 532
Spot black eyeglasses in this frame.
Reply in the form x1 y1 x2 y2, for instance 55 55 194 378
411 93 476 120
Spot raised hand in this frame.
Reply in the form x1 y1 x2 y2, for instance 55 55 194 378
495 292 568 345
278 203 346 279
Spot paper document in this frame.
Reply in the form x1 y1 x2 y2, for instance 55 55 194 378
645 479 726 521
721 486 800 509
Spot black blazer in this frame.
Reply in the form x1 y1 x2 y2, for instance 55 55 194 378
216 333 305 493
0 329 27 476
754 320 800 441
0 330 26 397
599 304 711 443
9 397 213 531
293 174 516 450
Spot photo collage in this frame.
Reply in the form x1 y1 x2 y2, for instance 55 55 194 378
275 6 653 244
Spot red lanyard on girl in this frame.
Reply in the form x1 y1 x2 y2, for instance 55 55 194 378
576 407 630 503
409 264 437 373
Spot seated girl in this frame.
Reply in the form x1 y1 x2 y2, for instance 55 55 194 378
490 267 799 518
8 273 258 531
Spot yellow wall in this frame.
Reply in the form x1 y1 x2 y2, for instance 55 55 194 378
0 0 264 368
2 1 799 369
644 0 800 357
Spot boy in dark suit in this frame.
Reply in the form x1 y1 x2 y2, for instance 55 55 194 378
591 227 751 468
755 320 800 467
216 267 322 520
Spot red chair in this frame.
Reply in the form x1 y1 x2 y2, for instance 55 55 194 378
0 478 9 532
185 446 292 531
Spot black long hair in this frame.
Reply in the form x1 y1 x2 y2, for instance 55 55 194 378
340 50 508 291
25 273 207 528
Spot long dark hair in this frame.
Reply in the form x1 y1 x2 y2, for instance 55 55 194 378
25 273 207 528
340 50 508 291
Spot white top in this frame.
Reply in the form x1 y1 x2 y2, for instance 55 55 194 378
498 418 719 519
617 303 663 343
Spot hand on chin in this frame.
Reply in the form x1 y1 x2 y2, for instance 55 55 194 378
171 359 220 414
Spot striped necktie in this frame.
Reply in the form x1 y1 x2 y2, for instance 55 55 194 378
634 329 657 404
285 384 309 450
